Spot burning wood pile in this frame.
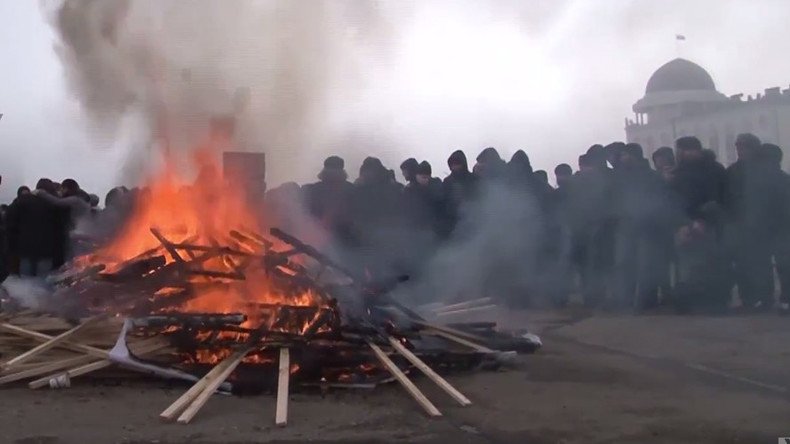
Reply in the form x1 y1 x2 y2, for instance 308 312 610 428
0 150 540 426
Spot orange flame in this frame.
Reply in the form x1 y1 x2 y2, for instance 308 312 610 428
80 129 325 332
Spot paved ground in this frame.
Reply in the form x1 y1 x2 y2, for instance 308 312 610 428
1 309 789 443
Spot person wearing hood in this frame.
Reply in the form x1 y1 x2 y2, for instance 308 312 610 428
443 150 478 235
474 147 507 180
303 156 355 244
403 161 445 235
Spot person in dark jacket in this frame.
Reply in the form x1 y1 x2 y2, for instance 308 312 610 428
400 158 419 188
6 179 63 277
725 133 777 310
612 143 674 310
403 161 445 235
475 147 508 181
760 143 790 312
443 150 478 235
671 136 731 312
303 156 355 245
351 157 405 279
567 152 615 307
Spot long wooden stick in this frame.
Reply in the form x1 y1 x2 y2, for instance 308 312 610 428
367 340 441 417
1 315 106 371
426 329 495 353
29 341 169 390
0 354 95 385
413 321 486 343
160 348 247 421
434 297 492 312
0 323 109 359
176 347 252 424
387 337 471 406
275 348 290 426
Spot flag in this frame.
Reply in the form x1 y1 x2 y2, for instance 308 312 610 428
676 34 686 41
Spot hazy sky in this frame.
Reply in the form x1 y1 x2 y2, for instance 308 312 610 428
1 0 790 201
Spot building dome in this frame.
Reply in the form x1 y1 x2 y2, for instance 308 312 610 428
645 58 717 94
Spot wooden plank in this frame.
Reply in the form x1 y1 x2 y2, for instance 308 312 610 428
150 228 185 263
435 304 498 317
0 354 95 385
29 340 169 390
366 340 441 417
0 323 109 361
275 348 290 426
426 329 495 353
176 347 252 424
1 315 106 371
413 321 487 343
159 348 247 421
434 297 492 312
387 337 472 406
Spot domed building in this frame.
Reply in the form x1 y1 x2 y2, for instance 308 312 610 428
625 58 790 167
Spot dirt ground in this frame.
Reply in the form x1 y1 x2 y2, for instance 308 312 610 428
1 309 789 444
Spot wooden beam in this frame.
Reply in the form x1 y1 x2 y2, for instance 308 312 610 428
150 228 185 263
175 347 252 424
1 315 106 371
426 329 495 353
0 323 109 360
275 348 290 426
366 340 441 417
387 337 472 407
29 340 168 390
413 321 487 343
160 348 246 421
0 354 95 385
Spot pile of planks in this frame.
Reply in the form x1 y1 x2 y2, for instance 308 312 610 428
0 227 541 426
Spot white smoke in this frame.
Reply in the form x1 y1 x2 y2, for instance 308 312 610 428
44 0 403 184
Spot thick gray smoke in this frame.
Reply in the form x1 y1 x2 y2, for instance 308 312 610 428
46 0 400 184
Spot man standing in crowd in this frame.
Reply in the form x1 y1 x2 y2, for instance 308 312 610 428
671 136 729 312
303 156 355 246
567 152 614 307
725 133 778 310
442 150 477 235
5 179 63 277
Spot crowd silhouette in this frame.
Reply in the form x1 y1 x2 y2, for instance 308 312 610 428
2 133 789 314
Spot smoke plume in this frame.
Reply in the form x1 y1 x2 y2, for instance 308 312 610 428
46 0 400 184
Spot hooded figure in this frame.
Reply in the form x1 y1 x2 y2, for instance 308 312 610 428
475 147 507 180
303 156 355 242
443 150 478 233
404 161 444 232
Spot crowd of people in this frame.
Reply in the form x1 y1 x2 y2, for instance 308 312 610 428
1 132 789 314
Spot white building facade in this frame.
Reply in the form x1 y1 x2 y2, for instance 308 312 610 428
625 58 790 169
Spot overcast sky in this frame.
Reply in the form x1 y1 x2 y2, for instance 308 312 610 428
1 0 790 202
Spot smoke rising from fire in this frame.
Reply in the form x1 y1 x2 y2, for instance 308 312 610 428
46 0 400 184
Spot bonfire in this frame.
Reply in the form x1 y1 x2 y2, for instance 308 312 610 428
0 131 540 426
